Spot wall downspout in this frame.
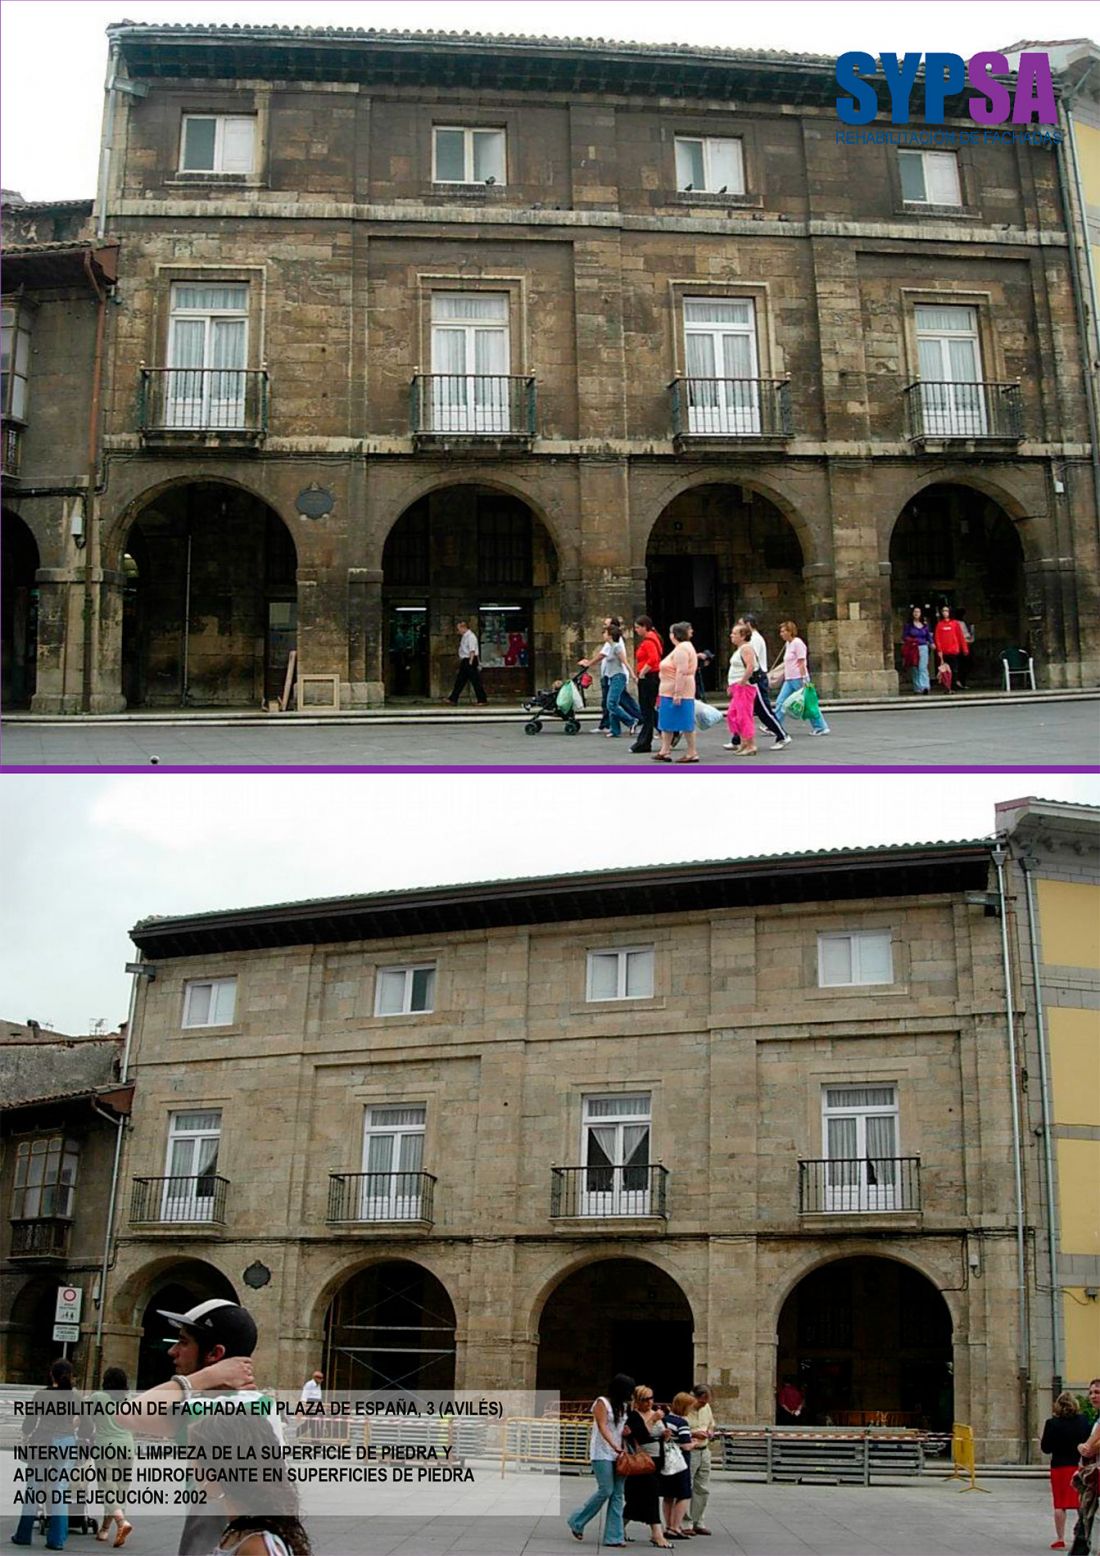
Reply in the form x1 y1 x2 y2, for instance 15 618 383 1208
96 43 120 243
82 250 108 714
1020 856 1063 1393
1055 84 1100 551
991 841 1030 1456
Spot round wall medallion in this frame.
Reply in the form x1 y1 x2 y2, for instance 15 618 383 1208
296 485 335 519
243 1261 272 1289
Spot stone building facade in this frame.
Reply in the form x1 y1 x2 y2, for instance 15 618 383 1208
4 26 1098 711
101 839 1064 1462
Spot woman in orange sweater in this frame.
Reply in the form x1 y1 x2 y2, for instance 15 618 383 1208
654 623 699 764
934 605 969 691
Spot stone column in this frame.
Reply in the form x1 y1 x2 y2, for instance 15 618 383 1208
29 567 83 713
347 567 384 705
824 461 897 698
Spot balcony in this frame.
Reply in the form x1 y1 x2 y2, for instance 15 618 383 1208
798 1157 921 1216
327 1171 436 1228
550 1164 669 1220
410 374 536 451
2 421 23 477
138 368 268 447
670 376 792 445
9 1217 72 1260
903 381 1022 446
130 1174 229 1228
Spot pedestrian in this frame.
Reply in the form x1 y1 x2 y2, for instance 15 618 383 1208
445 619 488 705
10 1358 78 1552
724 624 760 756
777 1376 806 1425
630 616 664 753
683 1385 716 1536
659 1395 696 1540
934 604 969 692
299 1370 323 1405
1070 1380 1100 1556
127 1299 261 1556
621 1385 672 1548
189 1409 311 1556
87 1367 134 1548
1042 1390 1091 1549
566 1373 634 1547
773 621 830 736
902 606 934 694
580 619 640 735
738 614 789 748
653 623 699 764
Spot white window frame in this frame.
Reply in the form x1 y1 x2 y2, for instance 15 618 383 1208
432 125 506 185
374 963 436 1016
817 931 894 988
165 283 249 430
821 1085 900 1212
11 1135 79 1220
581 1093 652 1216
162 1110 222 1222
428 292 511 433
683 297 761 435
181 976 237 1028
914 304 986 436
674 135 745 194
586 946 655 1002
2 301 33 421
899 149 961 206
360 1104 427 1220
179 114 257 175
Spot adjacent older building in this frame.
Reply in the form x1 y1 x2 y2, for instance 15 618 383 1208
4 26 1098 711
0 1019 131 1384
100 830 1090 1463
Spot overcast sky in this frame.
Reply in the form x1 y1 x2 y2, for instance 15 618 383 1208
1 772 1096 1033
2 0 1097 200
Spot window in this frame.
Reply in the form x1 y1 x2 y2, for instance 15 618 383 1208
375 964 436 1016
818 931 893 987
1 302 32 421
360 1105 426 1219
182 976 237 1027
821 1085 899 1211
433 126 505 184
914 304 985 436
899 149 961 206
163 1111 222 1221
429 292 510 433
674 136 744 194
180 115 256 175
165 284 249 430
683 298 760 435
581 1094 652 1215
11 1136 79 1220
587 947 655 1001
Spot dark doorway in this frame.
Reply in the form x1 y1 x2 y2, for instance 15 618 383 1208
776 1257 953 1429
7 1276 63 1384
135 1264 239 1388
323 1261 457 1396
1 511 39 708
537 1259 694 1405
387 605 430 697
121 483 297 707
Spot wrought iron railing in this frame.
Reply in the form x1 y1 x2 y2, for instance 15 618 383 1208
130 1174 229 1225
327 1171 436 1224
670 376 792 438
798 1157 921 1214
10 1218 72 1257
138 368 269 435
903 381 1022 441
2 421 22 475
410 374 536 437
550 1164 669 1219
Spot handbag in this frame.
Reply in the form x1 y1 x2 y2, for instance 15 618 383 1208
660 1439 687 1477
615 1442 657 1477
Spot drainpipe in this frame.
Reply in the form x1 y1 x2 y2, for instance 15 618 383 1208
991 841 1030 1454
82 250 108 713
1055 84 1100 553
1020 856 1063 1393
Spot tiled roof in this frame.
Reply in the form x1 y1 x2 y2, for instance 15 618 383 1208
1 1037 122 1110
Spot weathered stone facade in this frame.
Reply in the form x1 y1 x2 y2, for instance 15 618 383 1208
104 842 1058 1461
5 28 1097 710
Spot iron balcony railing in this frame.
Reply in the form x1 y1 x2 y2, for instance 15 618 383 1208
10 1218 72 1258
2 422 22 476
410 373 537 437
130 1174 229 1225
903 380 1022 441
327 1171 436 1225
550 1164 669 1219
799 1157 921 1215
138 368 269 435
670 376 792 439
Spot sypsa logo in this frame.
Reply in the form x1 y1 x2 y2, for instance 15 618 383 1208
836 52 1057 126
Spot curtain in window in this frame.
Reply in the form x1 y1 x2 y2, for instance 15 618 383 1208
210 318 246 427
173 285 249 312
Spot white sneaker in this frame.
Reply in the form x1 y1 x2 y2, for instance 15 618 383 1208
723 740 740 750
770 734 792 749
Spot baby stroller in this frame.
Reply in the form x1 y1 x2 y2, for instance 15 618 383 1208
522 671 590 735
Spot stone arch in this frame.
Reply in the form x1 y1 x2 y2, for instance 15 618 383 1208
637 469 820 573
320 1257 458 1394
534 1255 695 1406
373 469 569 568
112 1256 240 1389
6 1273 68 1384
1 510 40 708
101 472 292 573
773 1252 955 1430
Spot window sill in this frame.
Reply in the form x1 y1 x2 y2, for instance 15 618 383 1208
429 182 509 201
570 997 668 1016
166 175 262 188
807 983 907 999
671 189 762 209
179 1022 243 1036
896 202 980 220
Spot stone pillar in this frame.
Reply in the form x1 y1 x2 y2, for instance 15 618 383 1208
802 561 839 698
30 566 84 713
346 567 384 706
825 461 897 698
575 458 633 646
1024 555 1081 689
90 567 128 712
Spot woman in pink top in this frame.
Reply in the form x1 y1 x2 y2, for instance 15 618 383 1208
773 620 830 736
654 622 700 763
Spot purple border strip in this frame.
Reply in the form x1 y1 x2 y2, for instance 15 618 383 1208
1 764 1093 776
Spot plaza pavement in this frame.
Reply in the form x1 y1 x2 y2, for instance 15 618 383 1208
2 693 1098 769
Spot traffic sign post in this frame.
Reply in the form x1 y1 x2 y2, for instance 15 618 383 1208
52 1323 80 1344
55 1286 82 1325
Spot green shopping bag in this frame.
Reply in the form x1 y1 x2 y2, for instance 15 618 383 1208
783 687 808 720
802 683 822 721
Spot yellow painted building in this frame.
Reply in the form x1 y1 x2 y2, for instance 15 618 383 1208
999 798 1100 1396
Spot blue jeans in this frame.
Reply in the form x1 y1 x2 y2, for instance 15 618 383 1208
605 674 640 736
12 1434 74 1548
910 644 930 693
774 677 829 734
569 1459 625 1544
